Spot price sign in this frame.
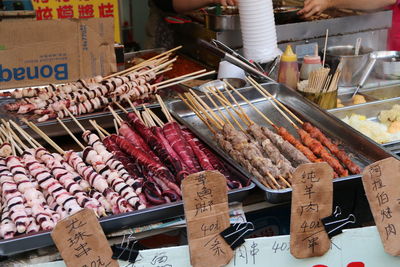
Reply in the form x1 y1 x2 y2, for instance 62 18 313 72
290 162 333 259
182 171 233 267
362 157 400 256
51 208 118 267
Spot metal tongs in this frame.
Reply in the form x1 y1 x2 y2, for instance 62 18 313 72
352 51 400 98
198 39 275 83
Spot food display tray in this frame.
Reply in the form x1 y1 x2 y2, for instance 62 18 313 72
168 83 395 204
0 85 184 139
0 111 255 256
329 98 400 153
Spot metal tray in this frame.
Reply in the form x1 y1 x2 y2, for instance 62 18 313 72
0 108 255 256
361 84 400 100
329 98 400 152
0 87 185 139
168 83 395 203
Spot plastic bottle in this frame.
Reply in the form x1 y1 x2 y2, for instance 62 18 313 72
300 55 322 80
277 45 299 89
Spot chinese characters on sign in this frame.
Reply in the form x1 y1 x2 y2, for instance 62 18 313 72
51 209 118 267
361 157 400 256
31 0 120 42
290 163 333 259
182 171 233 267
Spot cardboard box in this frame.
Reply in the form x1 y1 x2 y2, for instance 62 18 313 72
0 18 116 89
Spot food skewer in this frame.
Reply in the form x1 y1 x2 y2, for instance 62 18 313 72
246 78 360 175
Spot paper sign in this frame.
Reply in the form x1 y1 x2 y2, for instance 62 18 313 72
290 163 333 259
182 171 233 267
32 0 120 42
362 157 400 256
51 208 118 267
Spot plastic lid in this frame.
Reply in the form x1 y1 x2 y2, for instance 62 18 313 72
303 55 321 64
281 45 297 62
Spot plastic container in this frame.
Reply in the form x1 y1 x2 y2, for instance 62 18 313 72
278 45 299 89
300 55 322 80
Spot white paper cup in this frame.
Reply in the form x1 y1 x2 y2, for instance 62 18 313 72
217 61 246 80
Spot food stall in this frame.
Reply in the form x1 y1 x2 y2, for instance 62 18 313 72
0 0 400 266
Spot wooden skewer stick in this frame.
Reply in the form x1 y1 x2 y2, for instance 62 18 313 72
204 87 246 131
107 106 123 126
204 92 234 128
266 172 281 189
155 95 174 122
202 89 245 131
2 120 27 150
144 106 164 127
126 98 145 124
154 69 207 87
157 70 216 90
5 122 29 150
185 93 223 130
322 29 329 67
279 175 291 188
223 82 253 126
104 46 182 79
114 119 120 135
56 118 85 150
155 67 173 76
247 76 303 126
9 120 39 148
140 57 178 77
228 84 275 127
113 101 128 114
89 120 106 140
178 94 216 134
22 119 65 155
63 108 86 132
8 133 22 155
188 89 225 126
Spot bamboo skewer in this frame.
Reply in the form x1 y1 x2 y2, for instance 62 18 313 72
204 92 234 128
107 106 123 126
247 76 304 125
126 99 144 124
157 70 216 90
154 69 207 87
140 57 178 77
9 120 40 148
2 120 27 151
156 95 174 122
63 108 86 132
114 119 120 135
189 90 225 126
56 118 85 150
223 83 253 126
178 94 216 134
204 88 246 131
104 45 182 79
22 119 65 155
185 93 223 131
89 120 106 140
113 101 128 114
322 29 329 67
144 106 164 127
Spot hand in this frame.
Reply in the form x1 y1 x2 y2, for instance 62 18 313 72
298 0 332 18
212 0 237 6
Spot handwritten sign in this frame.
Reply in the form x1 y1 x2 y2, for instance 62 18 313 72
182 171 233 267
32 0 120 42
51 208 118 267
362 157 400 256
290 163 333 259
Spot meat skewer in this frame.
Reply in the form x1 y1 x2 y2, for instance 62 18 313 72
247 76 361 175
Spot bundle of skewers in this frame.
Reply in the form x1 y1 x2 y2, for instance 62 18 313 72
179 76 361 190
2 46 215 122
297 67 341 109
0 97 242 240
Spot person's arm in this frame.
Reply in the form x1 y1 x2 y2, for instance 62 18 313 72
298 0 396 18
153 0 236 14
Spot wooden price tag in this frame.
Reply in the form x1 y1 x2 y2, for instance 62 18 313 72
51 208 118 267
182 171 233 267
290 162 333 259
362 157 400 256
